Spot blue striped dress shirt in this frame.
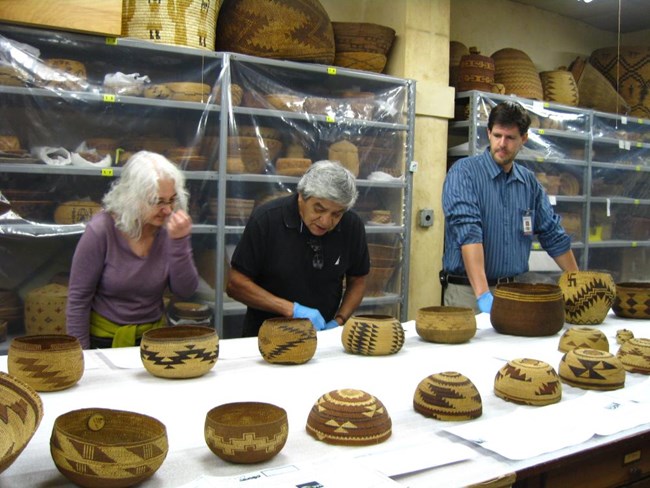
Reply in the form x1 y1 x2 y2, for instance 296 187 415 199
442 148 572 280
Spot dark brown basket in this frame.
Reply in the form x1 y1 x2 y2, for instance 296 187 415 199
331 22 395 55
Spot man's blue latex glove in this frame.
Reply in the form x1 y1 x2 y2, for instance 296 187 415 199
477 291 494 314
323 320 339 330
293 302 326 331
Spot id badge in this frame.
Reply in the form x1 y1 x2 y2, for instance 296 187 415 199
522 212 533 236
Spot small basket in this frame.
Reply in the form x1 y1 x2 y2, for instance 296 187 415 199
258 317 317 365
342 315 405 356
416 306 476 344
558 271 616 325
414 371 482 421
24 283 68 335
331 22 395 55
559 348 625 390
558 326 609 353
494 358 562 406
612 282 650 319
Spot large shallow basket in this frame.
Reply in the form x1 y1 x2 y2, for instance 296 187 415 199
413 371 482 421
494 358 562 406
341 315 404 356
122 0 221 51
216 0 335 64
558 271 616 325
491 283 565 336
0 372 44 475
50 408 168 488
8 334 84 392
258 317 317 365
205 402 288 464
140 325 219 379
559 348 625 391
612 282 650 319
306 388 391 446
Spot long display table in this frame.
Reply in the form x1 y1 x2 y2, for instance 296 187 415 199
1 312 649 487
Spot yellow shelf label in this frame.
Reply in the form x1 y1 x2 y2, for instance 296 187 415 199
538 129 545 135
632 241 638 247
634 199 640 204
327 67 337 75
103 94 116 103
636 165 642 171
325 115 335 123
101 168 114 177
636 142 643 148
105 37 118 46
536 157 544 163
638 118 644 124
532 242 541 250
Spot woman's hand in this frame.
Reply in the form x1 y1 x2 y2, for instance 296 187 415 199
166 209 192 239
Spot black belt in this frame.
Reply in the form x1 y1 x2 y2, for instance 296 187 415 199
440 271 516 287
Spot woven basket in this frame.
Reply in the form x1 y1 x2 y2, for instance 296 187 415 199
365 265 396 297
559 348 625 391
8 335 84 392
0 371 43 475
590 46 650 118
612 282 650 319
331 22 395 55
456 47 495 92
275 157 311 177
205 402 288 464
333 51 387 73
216 0 335 63
494 358 562 406
617 329 634 345
140 325 219 379
306 389 391 446
53 200 102 225
24 283 68 335
491 48 544 100
413 371 482 421
416 306 476 344
164 82 211 102
616 338 650 375
341 315 405 356
51 408 168 487
569 56 630 113
122 0 221 50
558 326 609 353
558 271 616 325
540 68 579 106
491 283 565 337
258 317 317 365
328 140 359 177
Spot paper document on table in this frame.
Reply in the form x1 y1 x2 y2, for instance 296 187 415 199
354 439 475 476
445 393 650 460
176 459 401 488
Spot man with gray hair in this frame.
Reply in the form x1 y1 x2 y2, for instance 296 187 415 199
227 160 370 337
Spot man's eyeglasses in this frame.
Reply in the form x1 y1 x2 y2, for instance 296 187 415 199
307 238 323 270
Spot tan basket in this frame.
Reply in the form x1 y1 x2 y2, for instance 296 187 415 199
414 372 482 421
216 0 335 63
140 325 219 379
122 0 221 50
24 284 68 335
559 348 625 390
494 358 562 406
328 140 359 177
616 338 650 374
456 47 495 92
164 82 210 102
8 335 84 392
333 51 387 73
416 306 477 344
612 282 650 319
53 200 102 225
275 157 311 177
449 41 469 87
258 317 317 365
569 57 630 113
491 48 544 100
558 271 616 325
0 371 43 475
341 315 405 356
558 327 609 353
51 408 168 487
306 389 391 446
590 46 650 118
540 68 579 106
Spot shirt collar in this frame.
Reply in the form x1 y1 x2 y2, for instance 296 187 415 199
482 147 526 184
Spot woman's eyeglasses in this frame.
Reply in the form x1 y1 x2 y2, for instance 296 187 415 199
153 197 177 209
307 238 324 270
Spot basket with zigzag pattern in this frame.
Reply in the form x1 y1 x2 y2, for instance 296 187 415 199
342 315 404 356
494 358 562 406
558 271 616 325
413 371 482 421
258 317 317 365
140 325 219 379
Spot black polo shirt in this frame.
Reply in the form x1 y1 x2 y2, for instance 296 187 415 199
231 194 370 337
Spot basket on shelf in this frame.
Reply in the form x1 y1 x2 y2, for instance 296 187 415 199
491 47 543 100
122 0 221 50
569 56 630 114
331 22 395 73
539 68 579 106
456 47 495 92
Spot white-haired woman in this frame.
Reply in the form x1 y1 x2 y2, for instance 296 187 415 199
66 151 199 349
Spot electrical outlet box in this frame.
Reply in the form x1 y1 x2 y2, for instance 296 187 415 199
419 209 433 227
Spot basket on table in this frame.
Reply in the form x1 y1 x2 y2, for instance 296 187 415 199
558 271 616 325
342 315 405 356
414 371 482 421
612 282 650 319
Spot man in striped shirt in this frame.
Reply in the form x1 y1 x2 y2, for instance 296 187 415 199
441 101 578 314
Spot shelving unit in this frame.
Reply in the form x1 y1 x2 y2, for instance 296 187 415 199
0 23 415 344
448 90 650 281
